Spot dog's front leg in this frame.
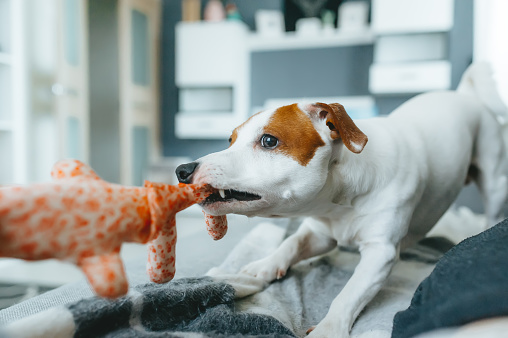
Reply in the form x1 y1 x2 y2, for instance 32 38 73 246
307 242 397 337
241 218 337 282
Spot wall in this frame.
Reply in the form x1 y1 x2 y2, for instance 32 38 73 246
250 45 373 108
449 0 474 89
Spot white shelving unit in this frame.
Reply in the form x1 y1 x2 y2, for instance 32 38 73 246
249 30 374 52
0 0 28 184
175 21 249 139
369 0 454 94
175 21 374 139
24 0 90 183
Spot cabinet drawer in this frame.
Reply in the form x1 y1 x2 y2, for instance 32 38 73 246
175 22 248 86
372 0 454 34
374 33 447 63
369 61 451 94
175 112 240 139
179 87 233 112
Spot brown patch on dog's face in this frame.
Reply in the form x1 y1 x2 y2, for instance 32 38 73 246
229 112 261 147
228 129 238 147
263 104 325 166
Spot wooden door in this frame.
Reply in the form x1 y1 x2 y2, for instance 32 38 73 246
118 0 161 185
53 0 89 162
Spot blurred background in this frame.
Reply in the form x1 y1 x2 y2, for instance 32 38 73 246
0 0 507 306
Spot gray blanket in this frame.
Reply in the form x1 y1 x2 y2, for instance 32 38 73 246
0 222 436 338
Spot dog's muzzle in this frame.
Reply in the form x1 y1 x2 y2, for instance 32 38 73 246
175 162 199 184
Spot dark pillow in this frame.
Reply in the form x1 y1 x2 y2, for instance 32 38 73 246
392 218 508 338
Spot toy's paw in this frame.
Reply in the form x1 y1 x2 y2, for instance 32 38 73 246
203 212 228 240
240 256 288 283
146 230 177 284
80 253 128 298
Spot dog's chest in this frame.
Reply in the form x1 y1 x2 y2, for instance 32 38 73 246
313 211 365 247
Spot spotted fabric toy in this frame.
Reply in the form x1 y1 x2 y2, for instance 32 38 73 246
0 159 227 298
203 212 228 241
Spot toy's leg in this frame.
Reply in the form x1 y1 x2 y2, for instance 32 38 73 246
147 218 177 283
79 252 128 298
203 211 227 240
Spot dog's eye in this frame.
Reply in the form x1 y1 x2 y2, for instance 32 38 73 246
260 134 278 149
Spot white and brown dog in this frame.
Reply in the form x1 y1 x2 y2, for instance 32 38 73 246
176 64 508 337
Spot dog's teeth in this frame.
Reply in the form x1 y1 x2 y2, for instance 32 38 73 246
219 189 225 199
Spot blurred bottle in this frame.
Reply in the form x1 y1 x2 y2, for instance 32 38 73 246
226 2 243 22
204 0 226 22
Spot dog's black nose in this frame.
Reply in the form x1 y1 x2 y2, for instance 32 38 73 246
175 162 199 184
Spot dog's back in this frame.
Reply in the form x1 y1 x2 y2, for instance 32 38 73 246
458 64 508 226
398 64 508 245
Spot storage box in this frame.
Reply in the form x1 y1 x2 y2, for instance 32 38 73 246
374 33 447 63
175 112 241 139
371 0 454 34
175 21 248 86
179 87 233 112
369 61 451 94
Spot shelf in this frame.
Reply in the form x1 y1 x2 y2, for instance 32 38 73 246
248 30 375 52
0 53 11 65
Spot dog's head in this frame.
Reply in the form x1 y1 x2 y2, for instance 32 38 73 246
176 103 368 217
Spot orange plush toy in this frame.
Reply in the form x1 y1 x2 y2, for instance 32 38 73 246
0 159 226 298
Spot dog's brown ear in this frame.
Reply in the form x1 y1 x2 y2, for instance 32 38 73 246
314 102 368 153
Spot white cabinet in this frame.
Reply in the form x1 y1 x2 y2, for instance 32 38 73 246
175 21 249 139
24 0 89 183
370 61 451 94
374 34 447 64
0 0 161 186
54 0 90 165
176 22 248 86
174 21 375 139
0 0 28 184
176 113 242 140
371 0 454 34
369 0 455 95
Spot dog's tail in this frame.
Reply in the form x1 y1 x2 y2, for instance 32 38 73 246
457 63 508 126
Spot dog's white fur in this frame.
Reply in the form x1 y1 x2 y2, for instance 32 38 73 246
188 64 508 337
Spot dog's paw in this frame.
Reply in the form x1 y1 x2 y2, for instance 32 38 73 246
305 326 316 335
306 322 348 338
240 257 288 282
